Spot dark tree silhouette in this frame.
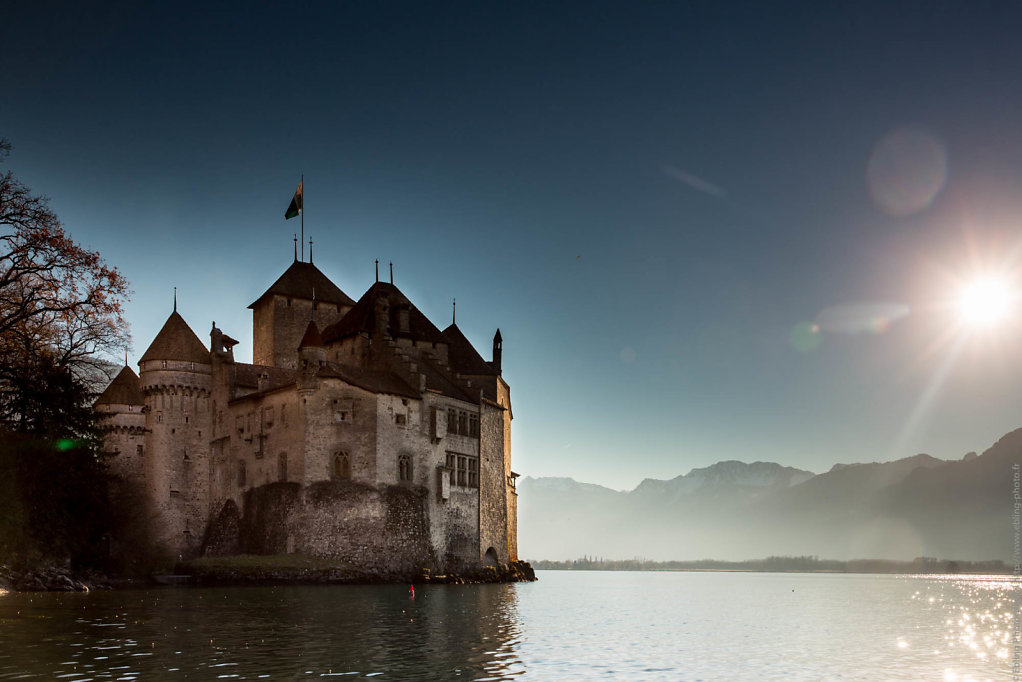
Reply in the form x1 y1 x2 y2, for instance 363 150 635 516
0 138 129 570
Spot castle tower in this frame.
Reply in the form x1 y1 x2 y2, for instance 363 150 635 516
94 364 146 484
249 261 355 369
440 322 516 563
138 310 212 558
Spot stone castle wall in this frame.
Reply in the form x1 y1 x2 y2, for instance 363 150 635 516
206 480 436 574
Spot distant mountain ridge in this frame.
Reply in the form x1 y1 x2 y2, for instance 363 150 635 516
518 429 1022 562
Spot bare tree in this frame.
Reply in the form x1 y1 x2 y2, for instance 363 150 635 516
0 137 130 391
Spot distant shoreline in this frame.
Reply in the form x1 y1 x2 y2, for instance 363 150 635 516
528 555 1012 575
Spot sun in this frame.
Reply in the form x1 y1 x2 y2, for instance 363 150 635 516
957 276 1014 326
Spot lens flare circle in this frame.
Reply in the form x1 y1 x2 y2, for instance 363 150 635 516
957 277 1013 326
866 127 948 217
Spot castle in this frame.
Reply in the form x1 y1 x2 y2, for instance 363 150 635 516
95 254 518 573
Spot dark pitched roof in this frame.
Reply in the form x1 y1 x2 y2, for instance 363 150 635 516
321 281 446 345
248 261 355 309
233 363 297 391
418 356 476 403
317 362 419 399
94 365 144 406
139 312 209 363
298 321 323 349
442 324 498 376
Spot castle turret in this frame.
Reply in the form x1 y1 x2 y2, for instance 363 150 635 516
298 320 326 387
95 365 146 484
138 310 212 558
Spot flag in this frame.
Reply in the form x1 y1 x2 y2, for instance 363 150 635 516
285 180 303 220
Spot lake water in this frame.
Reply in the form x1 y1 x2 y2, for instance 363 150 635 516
0 571 1016 680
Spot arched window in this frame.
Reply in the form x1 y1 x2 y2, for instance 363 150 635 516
398 454 412 482
278 453 288 482
334 452 351 480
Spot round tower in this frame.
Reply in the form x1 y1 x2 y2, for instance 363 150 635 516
94 364 147 485
138 309 212 559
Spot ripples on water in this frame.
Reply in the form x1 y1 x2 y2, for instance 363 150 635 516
0 572 1015 680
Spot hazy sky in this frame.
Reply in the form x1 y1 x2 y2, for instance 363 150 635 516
4 2 1022 490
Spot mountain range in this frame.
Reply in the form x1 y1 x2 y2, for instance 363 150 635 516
517 428 1022 562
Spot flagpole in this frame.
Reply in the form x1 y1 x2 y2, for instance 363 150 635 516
300 174 305 262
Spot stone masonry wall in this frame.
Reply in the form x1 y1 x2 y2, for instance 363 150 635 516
207 479 437 574
478 400 508 563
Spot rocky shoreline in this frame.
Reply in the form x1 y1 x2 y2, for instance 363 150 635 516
184 558 537 587
1 559 536 592
0 564 111 592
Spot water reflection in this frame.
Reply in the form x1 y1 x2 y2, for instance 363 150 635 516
1 573 1017 680
0 583 524 680
908 574 1016 682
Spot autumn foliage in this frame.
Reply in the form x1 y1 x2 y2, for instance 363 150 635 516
0 138 130 570
0 138 130 394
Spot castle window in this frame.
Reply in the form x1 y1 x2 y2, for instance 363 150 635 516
236 416 244 434
263 406 274 427
162 360 167 368
445 453 456 486
469 414 479 438
334 452 351 480
448 408 457 432
237 460 247 487
278 453 288 482
184 415 189 424
157 412 163 424
458 411 468 435
447 452 478 488
286 298 292 307
136 444 143 457
398 454 412 482
395 413 406 426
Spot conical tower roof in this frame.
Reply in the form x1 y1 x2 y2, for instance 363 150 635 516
442 324 498 375
248 261 355 309
139 312 209 364
298 320 324 349
94 365 144 406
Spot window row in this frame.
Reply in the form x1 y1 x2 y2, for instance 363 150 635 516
446 409 480 438
235 405 287 435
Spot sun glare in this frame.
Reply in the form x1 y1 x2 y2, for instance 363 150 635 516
957 276 1014 327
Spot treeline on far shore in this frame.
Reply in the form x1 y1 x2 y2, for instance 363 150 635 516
528 555 1013 575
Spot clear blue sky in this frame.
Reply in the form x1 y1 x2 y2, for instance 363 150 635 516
4 2 1022 489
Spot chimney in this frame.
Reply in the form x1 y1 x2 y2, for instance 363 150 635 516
492 328 502 373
